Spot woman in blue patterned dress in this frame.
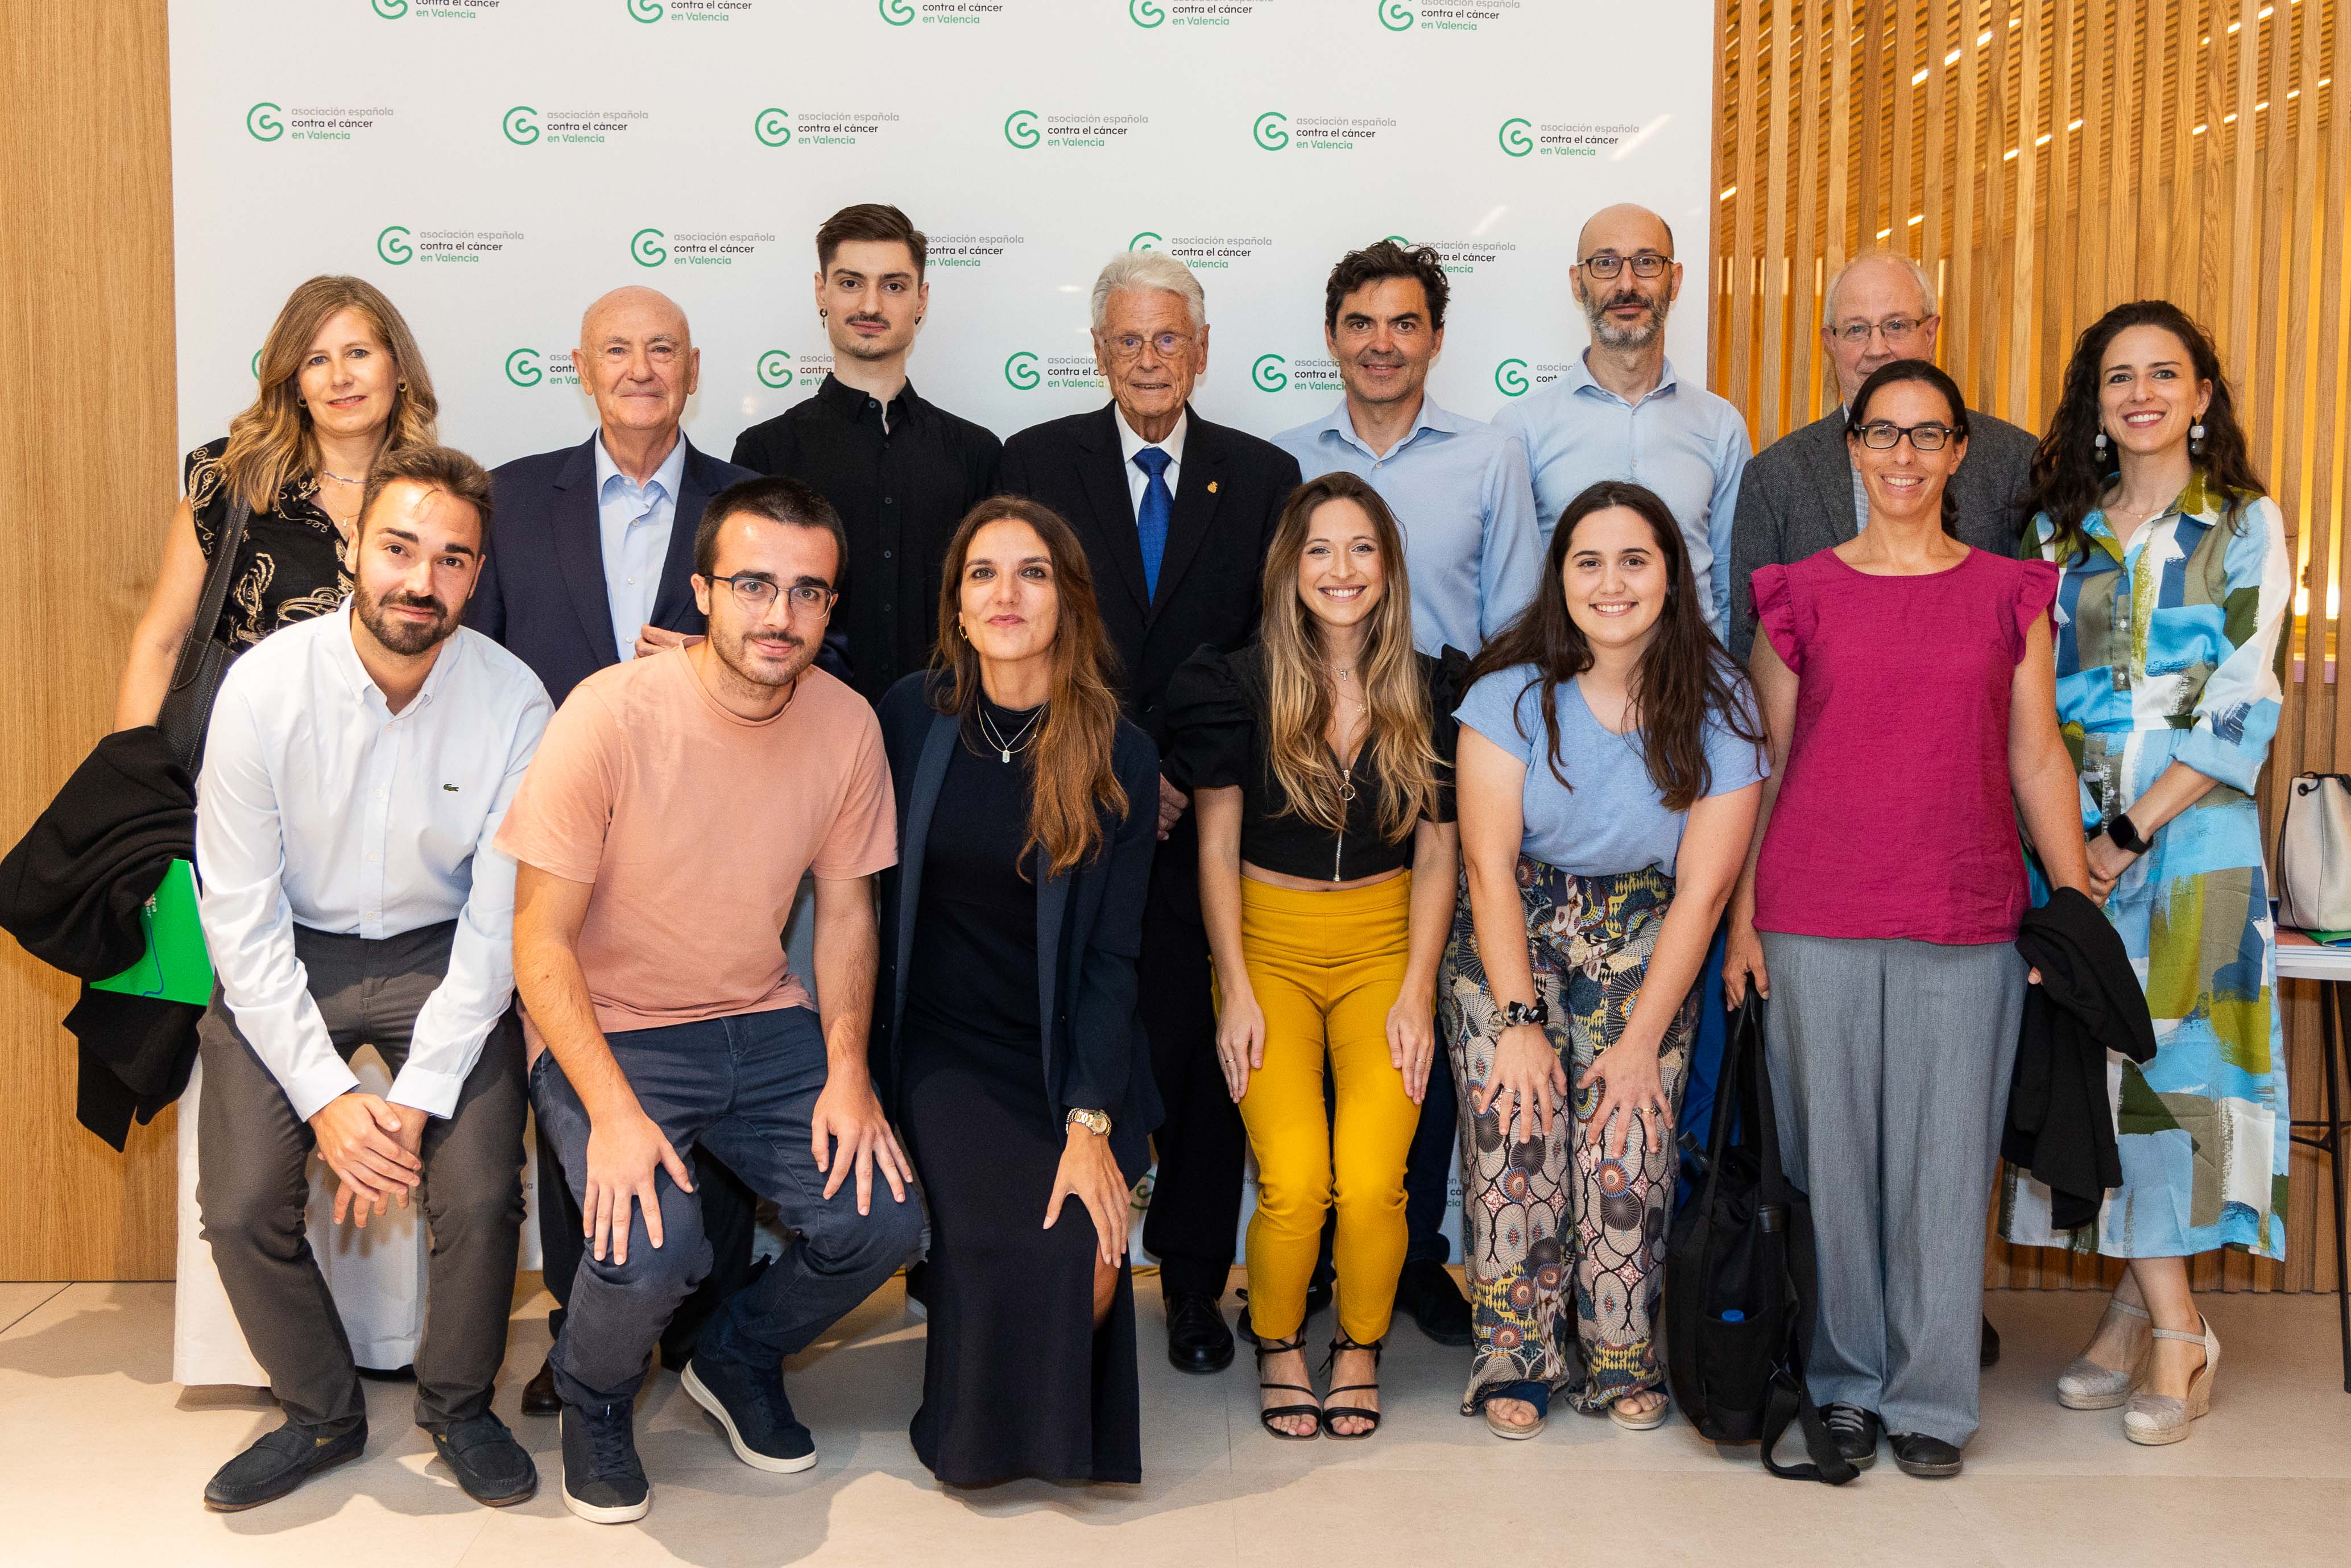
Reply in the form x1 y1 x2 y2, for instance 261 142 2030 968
2000 301 2291 1446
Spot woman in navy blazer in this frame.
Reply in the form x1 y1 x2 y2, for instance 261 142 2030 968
870 495 1161 1487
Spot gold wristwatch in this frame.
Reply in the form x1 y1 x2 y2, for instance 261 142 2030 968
1066 1107 1112 1137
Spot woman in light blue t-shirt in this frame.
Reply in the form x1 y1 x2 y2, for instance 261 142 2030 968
1439 480 1766 1440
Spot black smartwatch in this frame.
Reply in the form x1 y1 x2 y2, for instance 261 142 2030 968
2104 811 2150 857
1503 998 1550 1028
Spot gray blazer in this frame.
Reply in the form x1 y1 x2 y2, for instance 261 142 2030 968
1724 406 2038 661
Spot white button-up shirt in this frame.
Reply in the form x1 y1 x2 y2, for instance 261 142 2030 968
194 602 552 1121
594 431 688 660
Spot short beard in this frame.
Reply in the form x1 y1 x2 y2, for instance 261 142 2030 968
711 619 813 692
354 583 453 657
831 318 902 362
1584 291 1669 351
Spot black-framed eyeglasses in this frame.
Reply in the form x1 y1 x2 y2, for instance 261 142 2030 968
1578 253 1671 279
1831 316 1927 344
705 573 837 614
1855 420 1956 452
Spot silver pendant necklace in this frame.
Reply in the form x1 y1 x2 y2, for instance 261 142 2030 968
977 702 1044 764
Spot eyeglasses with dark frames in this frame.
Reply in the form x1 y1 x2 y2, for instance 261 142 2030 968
1854 420 1956 452
1578 253 1671 280
705 573 837 614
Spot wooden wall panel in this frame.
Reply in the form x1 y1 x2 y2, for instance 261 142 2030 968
1714 0 2347 1293
0 1 179 1279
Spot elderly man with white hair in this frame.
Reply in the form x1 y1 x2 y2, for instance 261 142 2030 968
1000 250 1302 1377
1724 250 2038 664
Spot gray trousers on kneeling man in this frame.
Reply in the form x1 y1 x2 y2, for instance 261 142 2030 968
1760 931 2026 1449
196 920 529 1437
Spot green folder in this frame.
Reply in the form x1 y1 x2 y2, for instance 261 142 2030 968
90 858 214 1006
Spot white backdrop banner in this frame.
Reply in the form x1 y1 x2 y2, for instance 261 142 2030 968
168 0 1718 464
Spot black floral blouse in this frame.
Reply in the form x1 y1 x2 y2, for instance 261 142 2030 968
185 438 350 650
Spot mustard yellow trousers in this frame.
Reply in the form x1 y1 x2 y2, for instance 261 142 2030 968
1229 873 1421 1344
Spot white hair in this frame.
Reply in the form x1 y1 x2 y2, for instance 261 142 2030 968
1822 250 1938 328
1088 250 1206 334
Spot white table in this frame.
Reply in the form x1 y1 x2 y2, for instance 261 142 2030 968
2274 930 2349 1391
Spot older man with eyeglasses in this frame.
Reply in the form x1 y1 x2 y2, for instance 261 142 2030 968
1493 203 1752 639
1724 250 2038 665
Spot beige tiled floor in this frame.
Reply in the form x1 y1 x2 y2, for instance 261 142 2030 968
3 1276 2347 1566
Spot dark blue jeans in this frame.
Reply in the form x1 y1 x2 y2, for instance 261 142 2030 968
531 1004 926 1407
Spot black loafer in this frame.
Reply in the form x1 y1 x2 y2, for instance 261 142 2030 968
520 1356 561 1418
1233 1279 1332 1347
1398 1258 1473 1347
202 1420 366 1512
431 1411 537 1506
1889 1431 1964 1478
1980 1314 2002 1368
1164 1292 1235 1374
1821 1402 1881 1470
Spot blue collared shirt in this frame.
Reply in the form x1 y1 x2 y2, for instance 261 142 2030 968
1492 353 1752 638
1273 395 1543 656
593 431 688 659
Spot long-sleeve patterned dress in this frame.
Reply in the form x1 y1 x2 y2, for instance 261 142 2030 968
2001 472 2294 1260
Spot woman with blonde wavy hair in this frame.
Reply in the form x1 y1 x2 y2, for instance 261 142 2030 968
115 274 439 730
870 494 1161 1486
1168 470 1463 1441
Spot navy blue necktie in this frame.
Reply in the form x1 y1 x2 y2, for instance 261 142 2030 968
1133 446 1173 601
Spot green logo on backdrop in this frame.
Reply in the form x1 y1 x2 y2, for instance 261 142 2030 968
880 0 913 22
503 106 539 144
1494 358 1530 396
754 108 791 146
631 227 668 267
1252 354 1289 392
376 225 413 265
1129 0 1165 25
1004 352 1041 390
628 0 664 22
246 102 284 141
1379 1 1415 30
1004 110 1040 149
1129 231 1162 250
505 349 543 387
757 351 794 388
1498 118 1533 156
372 0 408 16
1252 111 1289 151
250 350 261 378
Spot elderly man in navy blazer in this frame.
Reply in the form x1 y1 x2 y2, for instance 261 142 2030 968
466 285 761 1415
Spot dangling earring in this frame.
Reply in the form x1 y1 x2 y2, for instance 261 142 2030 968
818 308 828 321
2094 430 2108 454
2190 420 2206 456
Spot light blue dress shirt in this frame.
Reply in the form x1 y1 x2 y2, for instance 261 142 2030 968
593 431 688 659
1492 353 1752 638
1273 395 1544 657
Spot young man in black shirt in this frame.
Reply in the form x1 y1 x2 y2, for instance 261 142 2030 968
732 204 1002 704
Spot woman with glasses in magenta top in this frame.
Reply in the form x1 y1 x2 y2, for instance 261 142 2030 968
1723 359 2095 1481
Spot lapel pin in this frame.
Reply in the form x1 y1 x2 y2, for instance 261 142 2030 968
1207 480 1219 494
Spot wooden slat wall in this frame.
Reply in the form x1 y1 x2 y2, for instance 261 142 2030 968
1713 0 2348 1293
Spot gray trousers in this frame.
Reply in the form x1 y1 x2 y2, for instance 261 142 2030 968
1760 932 2025 1447
196 921 528 1435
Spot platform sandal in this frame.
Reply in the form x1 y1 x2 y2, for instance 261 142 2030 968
1320 1333 1384 1441
1255 1332 1322 1441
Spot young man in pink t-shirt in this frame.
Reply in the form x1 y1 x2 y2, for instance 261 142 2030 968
498 477 921 1525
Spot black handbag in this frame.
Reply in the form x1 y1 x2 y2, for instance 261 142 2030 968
154 494 252 776
1663 998 1856 1484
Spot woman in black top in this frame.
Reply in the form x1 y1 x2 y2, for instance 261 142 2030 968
871 495 1159 1486
1169 472 1461 1441
114 275 440 729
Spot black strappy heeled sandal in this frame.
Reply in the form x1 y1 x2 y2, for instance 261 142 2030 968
1320 1333 1385 1440
1255 1331 1322 1441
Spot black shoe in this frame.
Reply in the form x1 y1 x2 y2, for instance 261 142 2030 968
1232 1279 1332 1347
430 1411 538 1506
1889 1431 1964 1478
560 1400 651 1524
681 1353 817 1474
202 1420 366 1512
1980 1314 2002 1368
1397 1257 1473 1347
520 1356 560 1418
1164 1292 1236 1374
1820 1402 1881 1470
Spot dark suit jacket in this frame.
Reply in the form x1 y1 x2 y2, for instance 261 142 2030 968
868 675 1164 1184
997 403 1301 754
468 434 755 705
1725 405 2038 661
